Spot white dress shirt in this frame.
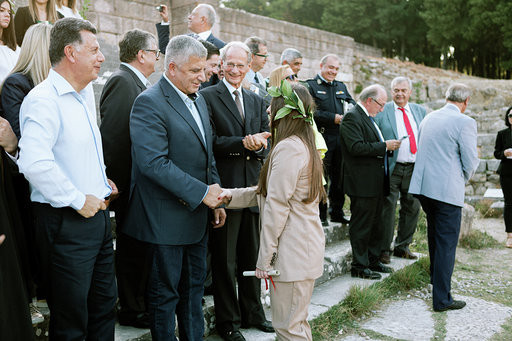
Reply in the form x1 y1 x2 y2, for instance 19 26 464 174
121 62 150 87
357 102 385 142
18 69 111 210
394 102 419 163
222 78 245 116
197 30 212 41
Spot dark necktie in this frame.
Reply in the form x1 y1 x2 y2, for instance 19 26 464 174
233 90 244 121
398 107 417 154
254 74 259 84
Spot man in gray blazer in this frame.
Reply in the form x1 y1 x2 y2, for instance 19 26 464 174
124 35 226 339
409 83 479 312
375 77 426 263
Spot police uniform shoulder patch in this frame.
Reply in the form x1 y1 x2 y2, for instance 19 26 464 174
336 90 344 95
317 90 327 94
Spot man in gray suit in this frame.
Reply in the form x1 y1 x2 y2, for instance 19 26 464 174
375 77 426 264
124 35 226 339
409 83 479 312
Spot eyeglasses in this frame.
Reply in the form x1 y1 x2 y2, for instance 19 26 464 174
285 74 297 81
254 53 269 58
145 49 161 59
371 98 385 108
225 63 247 70
507 114 512 118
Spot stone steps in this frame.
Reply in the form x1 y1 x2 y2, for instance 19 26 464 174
32 221 352 340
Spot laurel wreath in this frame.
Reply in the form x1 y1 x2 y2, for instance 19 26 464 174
267 80 314 125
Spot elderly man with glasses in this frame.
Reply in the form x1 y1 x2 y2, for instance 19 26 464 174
244 36 271 106
340 84 401 280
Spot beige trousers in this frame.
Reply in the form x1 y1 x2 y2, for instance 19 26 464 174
270 279 315 340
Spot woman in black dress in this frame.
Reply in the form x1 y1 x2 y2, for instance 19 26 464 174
494 106 512 248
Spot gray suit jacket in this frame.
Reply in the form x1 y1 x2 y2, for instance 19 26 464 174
123 76 220 245
374 102 426 174
409 103 479 207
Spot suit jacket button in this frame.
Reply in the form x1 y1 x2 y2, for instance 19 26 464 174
246 156 250 160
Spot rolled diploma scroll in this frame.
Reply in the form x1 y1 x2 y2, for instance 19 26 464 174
242 270 280 277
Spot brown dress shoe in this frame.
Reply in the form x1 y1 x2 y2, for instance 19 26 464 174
393 249 418 259
380 251 391 264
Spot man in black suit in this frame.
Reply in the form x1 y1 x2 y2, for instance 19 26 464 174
200 41 272 341
340 84 401 280
99 29 159 328
156 3 225 54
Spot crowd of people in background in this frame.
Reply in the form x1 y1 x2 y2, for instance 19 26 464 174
0 1 491 341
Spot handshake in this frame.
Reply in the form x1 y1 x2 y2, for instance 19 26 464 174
242 131 271 151
202 184 233 209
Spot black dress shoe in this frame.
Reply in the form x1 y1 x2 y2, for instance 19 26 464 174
380 251 391 264
434 300 466 312
350 268 381 280
369 262 393 273
330 215 350 224
321 219 329 227
393 249 418 259
242 320 274 333
220 330 246 341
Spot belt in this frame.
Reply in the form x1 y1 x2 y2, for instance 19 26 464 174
396 162 415 166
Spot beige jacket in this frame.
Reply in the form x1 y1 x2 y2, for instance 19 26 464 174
227 136 325 282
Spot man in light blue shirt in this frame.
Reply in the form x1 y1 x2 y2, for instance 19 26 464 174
18 18 118 340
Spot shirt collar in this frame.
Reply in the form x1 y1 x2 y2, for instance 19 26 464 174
445 102 461 113
357 102 370 117
49 69 82 97
393 102 411 112
318 74 331 85
163 73 198 104
222 78 242 95
197 30 212 41
121 62 149 86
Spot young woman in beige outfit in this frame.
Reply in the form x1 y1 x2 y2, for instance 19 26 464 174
221 83 326 340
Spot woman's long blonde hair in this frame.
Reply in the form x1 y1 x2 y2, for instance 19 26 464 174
268 65 292 88
9 23 52 86
29 0 59 23
257 83 326 204
56 0 78 14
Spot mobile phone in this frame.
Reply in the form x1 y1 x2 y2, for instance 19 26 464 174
400 135 409 140
156 5 164 12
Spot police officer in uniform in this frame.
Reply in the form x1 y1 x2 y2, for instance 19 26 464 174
306 54 355 225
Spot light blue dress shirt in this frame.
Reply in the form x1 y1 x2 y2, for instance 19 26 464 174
18 69 111 210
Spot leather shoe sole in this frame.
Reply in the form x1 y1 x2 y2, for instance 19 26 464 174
241 320 274 333
350 268 381 280
434 300 466 312
393 249 418 259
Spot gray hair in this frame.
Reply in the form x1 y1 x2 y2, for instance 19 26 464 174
119 29 156 63
359 84 386 102
391 76 412 90
49 17 97 66
445 83 471 103
320 53 339 65
196 4 217 27
220 41 252 63
280 48 302 64
164 35 207 67
244 36 267 55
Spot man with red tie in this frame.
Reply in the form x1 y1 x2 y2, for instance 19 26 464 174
375 76 427 263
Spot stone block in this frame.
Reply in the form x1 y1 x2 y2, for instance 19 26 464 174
99 14 122 34
459 203 475 239
469 173 486 183
487 159 500 172
465 185 475 196
477 159 487 173
94 0 114 13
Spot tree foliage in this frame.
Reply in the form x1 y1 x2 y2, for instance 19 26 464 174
222 0 512 78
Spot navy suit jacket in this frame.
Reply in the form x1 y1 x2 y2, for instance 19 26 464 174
374 102 426 174
155 23 225 53
123 76 220 245
0 72 34 139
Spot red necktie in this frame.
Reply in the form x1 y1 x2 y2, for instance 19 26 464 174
398 107 417 154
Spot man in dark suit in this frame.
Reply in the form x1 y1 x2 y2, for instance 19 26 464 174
156 3 225 54
200 41 272 341
99 29 159 328
374 77 426 264
123 35 226 340
340 84 401 280
306 54 356 225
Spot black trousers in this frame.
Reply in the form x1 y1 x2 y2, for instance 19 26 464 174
33 203 117 340
211 209 266 333
114 197 150 321
417 195 461 310
320 132 346 219
500 174 512 233
349 195 384 269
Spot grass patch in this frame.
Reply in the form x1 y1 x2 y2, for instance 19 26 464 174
474 199 502 218
310 257 430 340
410 210 428 253
459 230 500 249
